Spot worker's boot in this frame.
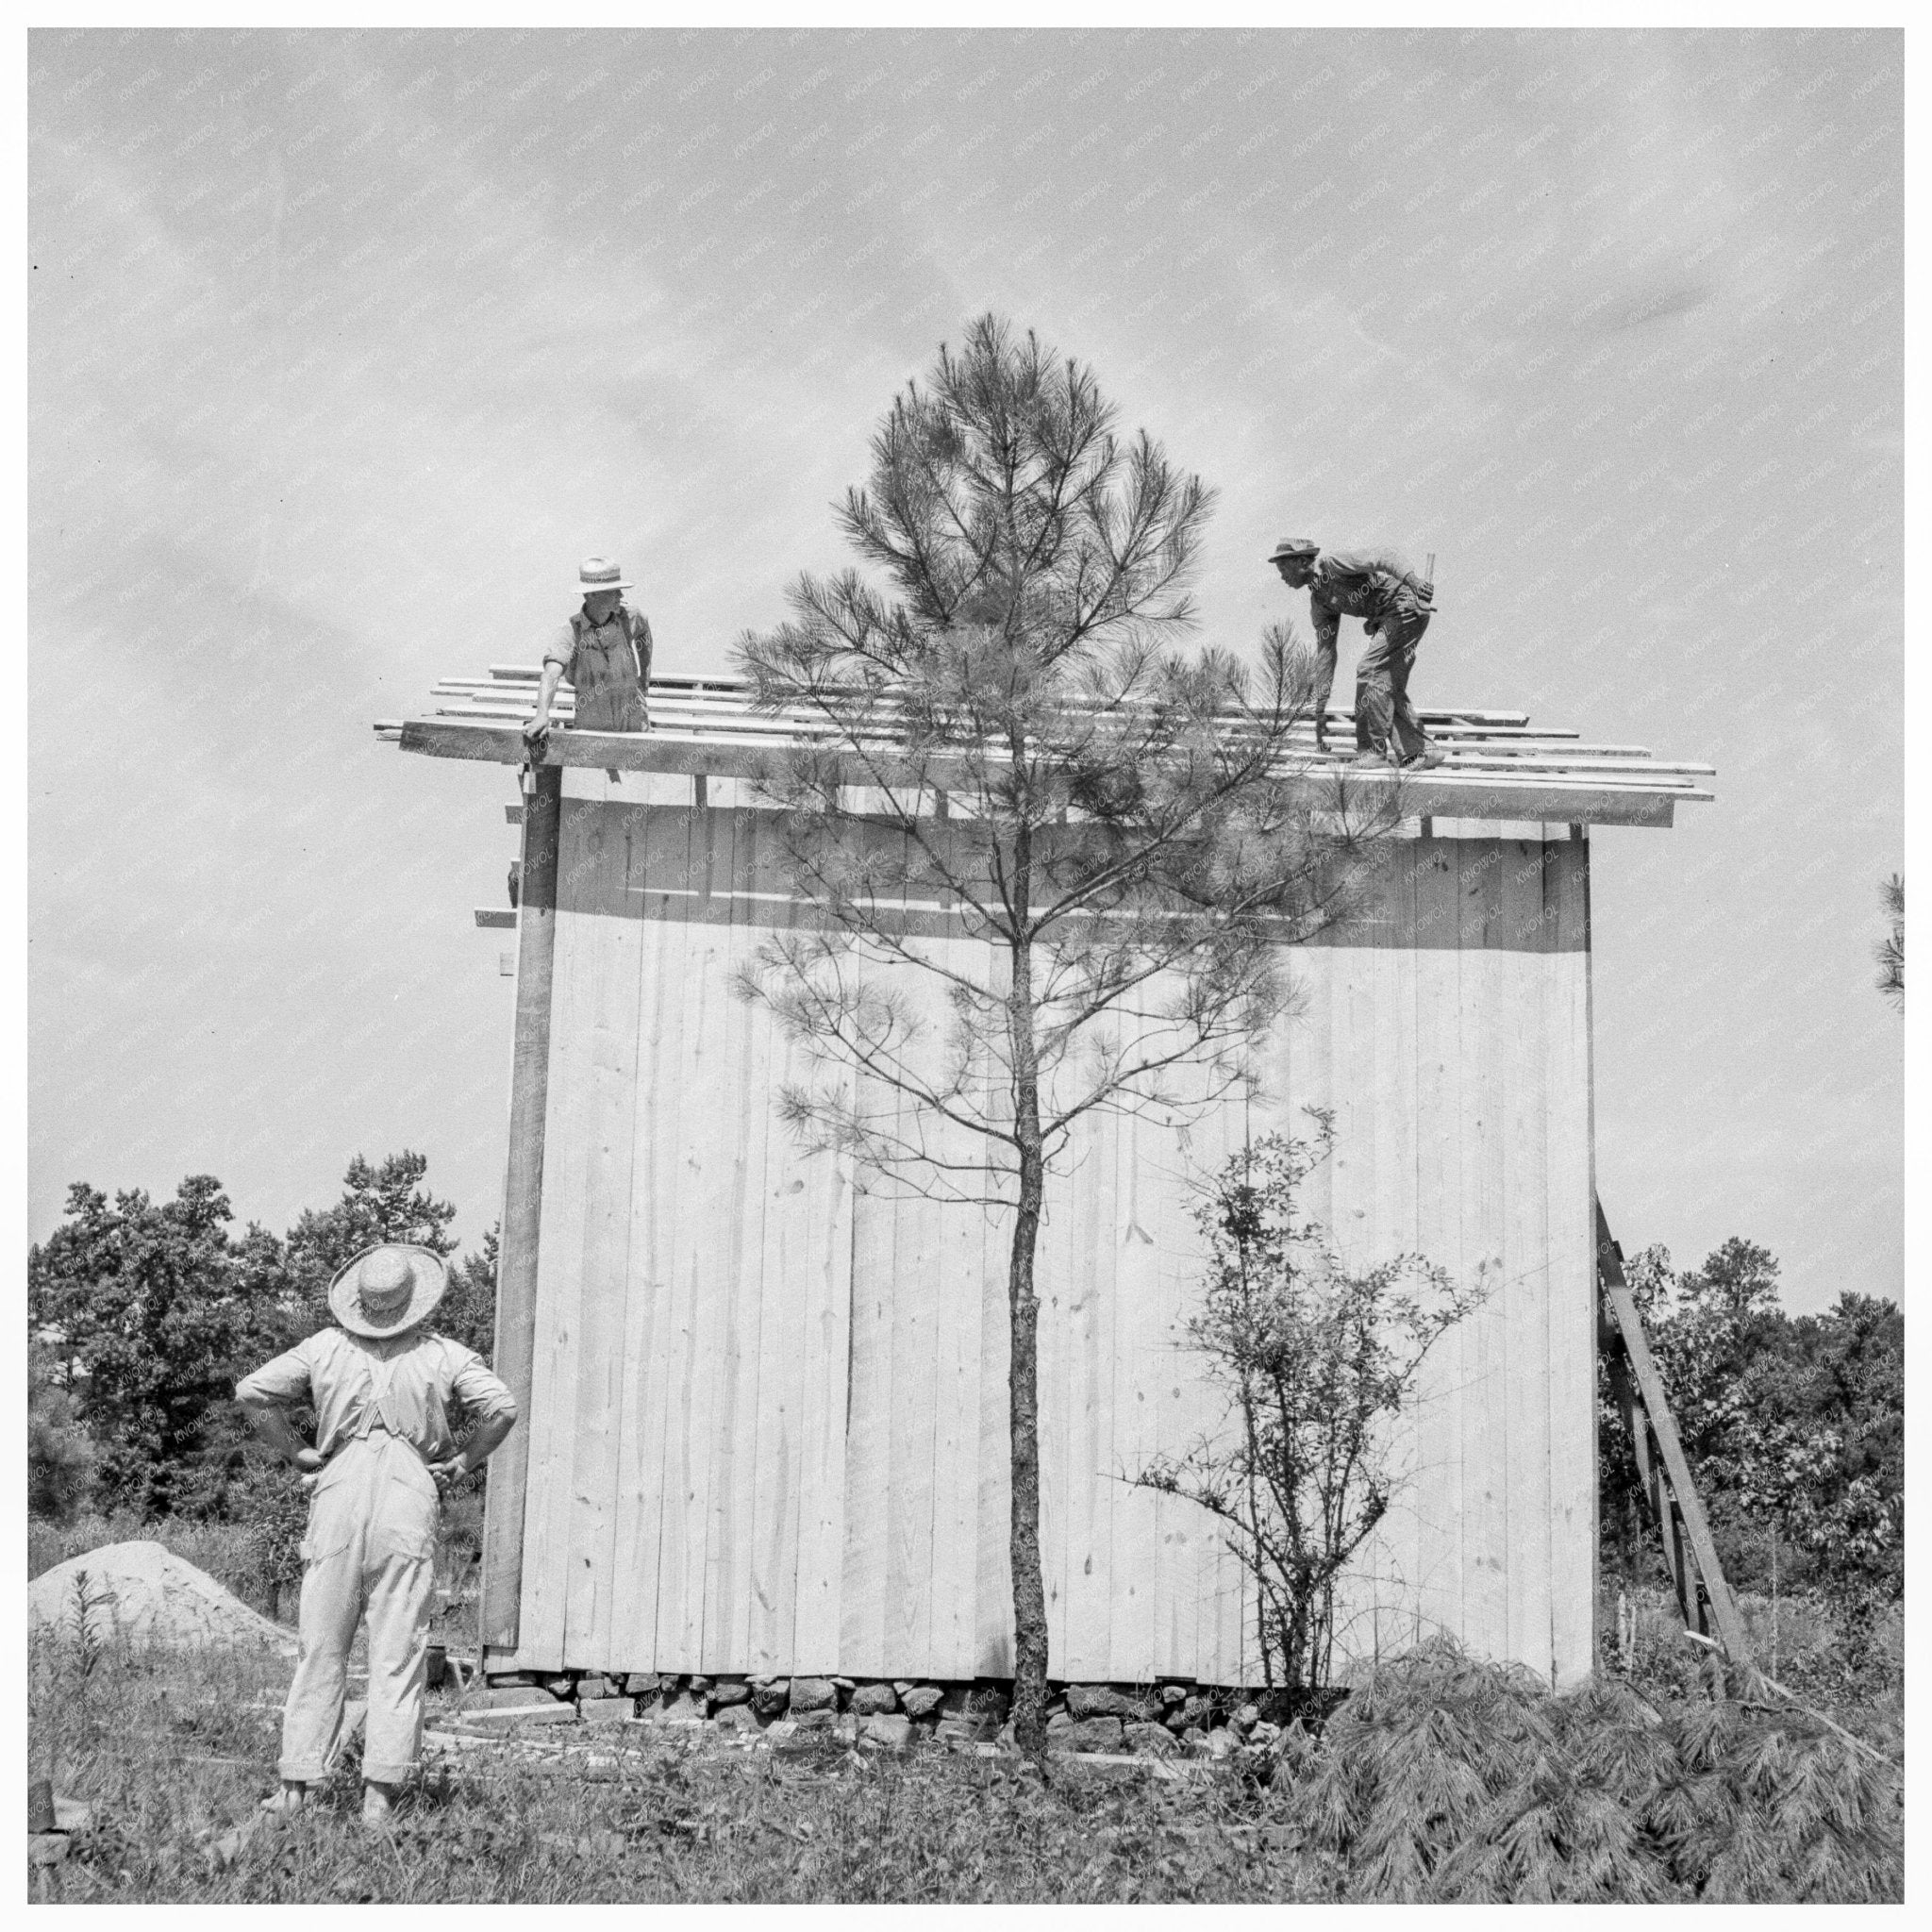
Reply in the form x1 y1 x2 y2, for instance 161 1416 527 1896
259 1781 308 1817
361 1780 398 1830
1350 748 1390 768
1402 746 1446 771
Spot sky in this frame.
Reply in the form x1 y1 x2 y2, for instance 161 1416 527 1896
27 26 1903 1314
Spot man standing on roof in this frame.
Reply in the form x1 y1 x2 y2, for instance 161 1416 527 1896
1268 539 1444 769
237 1245 518 1829
523 556 654 746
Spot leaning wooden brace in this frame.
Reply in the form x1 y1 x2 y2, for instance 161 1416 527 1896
236 1244 518 1827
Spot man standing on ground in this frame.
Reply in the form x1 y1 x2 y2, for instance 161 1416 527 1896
1268 539 1445 768
523 555 654 746
237 1245 518 1828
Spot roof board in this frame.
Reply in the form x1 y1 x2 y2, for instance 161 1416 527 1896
378 666 1715 830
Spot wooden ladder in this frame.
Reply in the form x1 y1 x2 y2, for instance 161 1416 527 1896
1595 1197 1752 1662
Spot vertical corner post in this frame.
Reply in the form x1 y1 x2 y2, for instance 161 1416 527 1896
480 763 563 1651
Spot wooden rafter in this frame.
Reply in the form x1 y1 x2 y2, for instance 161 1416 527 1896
381 719 1707 828
376 665 1714 832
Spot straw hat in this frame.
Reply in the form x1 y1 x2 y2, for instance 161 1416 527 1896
327 1244 447 1340
576 556 633 596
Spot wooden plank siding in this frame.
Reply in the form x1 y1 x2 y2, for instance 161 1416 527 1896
1500 832 1556 1683
561 798 644 1672
512 790 591 1669
1410 839 1467 1656
1457 838 1513 1668
1108 1108 1161 1686
497 805 1597 1688
607 800 690 1673
743 815 808 1676
1544 837 1600 1687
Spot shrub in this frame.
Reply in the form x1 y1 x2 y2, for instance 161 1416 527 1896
225 1455 311 1617
29 1363 97 1523
1137 1123 1483 1690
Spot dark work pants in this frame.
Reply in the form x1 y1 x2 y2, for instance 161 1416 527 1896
1356 599 1432 761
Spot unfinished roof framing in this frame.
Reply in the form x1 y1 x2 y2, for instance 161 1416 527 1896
376 666 1716 829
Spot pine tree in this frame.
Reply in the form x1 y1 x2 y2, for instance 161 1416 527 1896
1874 874 1902 1008
735 314 1386 1755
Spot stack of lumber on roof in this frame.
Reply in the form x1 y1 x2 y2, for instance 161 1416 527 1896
376 666 1716 830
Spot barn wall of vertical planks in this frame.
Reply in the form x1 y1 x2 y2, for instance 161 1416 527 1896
483 781 1598 1691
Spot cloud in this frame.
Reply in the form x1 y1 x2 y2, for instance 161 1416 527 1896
1586 277 1719 333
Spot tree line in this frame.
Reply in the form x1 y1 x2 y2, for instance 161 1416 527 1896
27 1152 496 1526
29 1141 1902 1665
1598 1237 1902 1624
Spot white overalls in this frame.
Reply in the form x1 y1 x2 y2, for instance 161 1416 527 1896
236 1327 516 1787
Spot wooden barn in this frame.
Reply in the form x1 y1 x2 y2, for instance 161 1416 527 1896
379 672 1714 1694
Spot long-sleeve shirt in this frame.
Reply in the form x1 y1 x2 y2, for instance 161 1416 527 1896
235 1326 517 1464
1303 548 1432 720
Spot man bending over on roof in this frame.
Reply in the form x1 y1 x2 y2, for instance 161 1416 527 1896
523 556 654 747
1268 539 1444 769
237 1245 517 1829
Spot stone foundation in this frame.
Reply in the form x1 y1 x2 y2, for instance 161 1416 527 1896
475 1668 1284 1756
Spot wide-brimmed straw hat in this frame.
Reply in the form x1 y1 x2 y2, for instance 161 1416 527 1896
328 1243 448 1340
576 556 633 596
1267 537 1319 562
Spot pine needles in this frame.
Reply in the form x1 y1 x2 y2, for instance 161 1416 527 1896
1260 1639 1902 1902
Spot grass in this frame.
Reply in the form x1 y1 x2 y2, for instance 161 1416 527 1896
28 1522 1903 1904
1607 1581 1904 1758
28 1616 1305 1905
28 1584 1902 1904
